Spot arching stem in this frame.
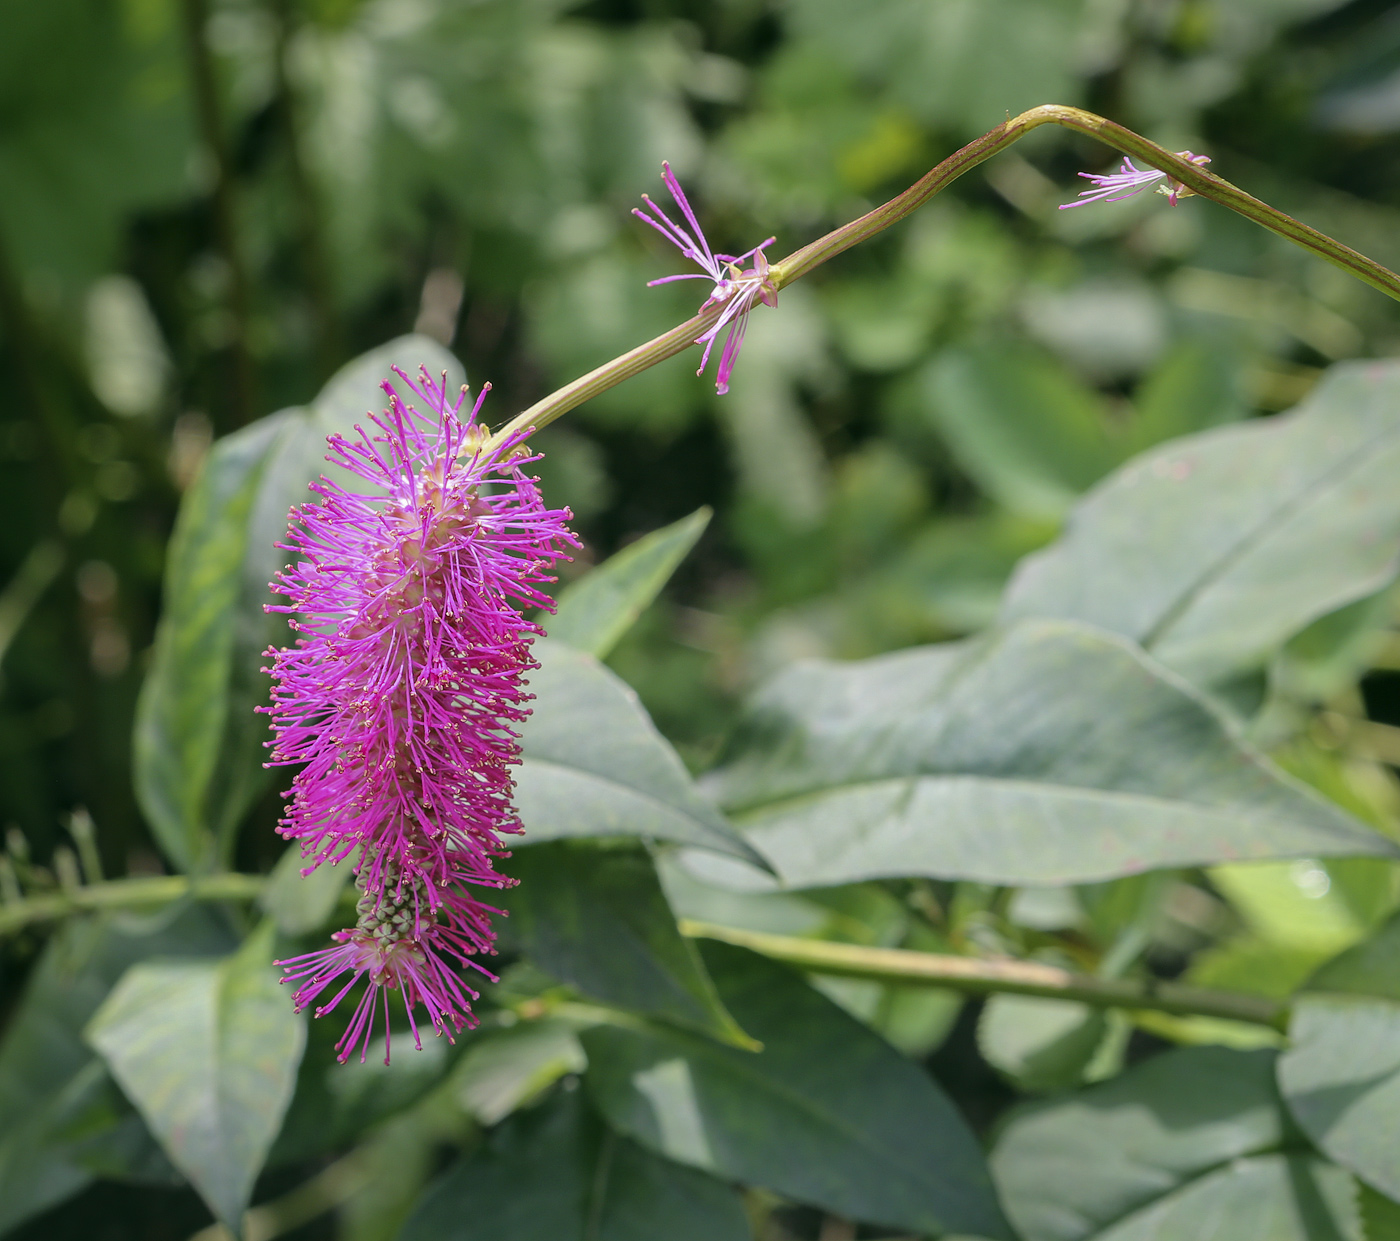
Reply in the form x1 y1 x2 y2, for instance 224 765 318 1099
489 104 1400 449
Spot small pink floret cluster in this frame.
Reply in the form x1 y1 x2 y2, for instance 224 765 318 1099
1060 150 1212 209
263 367 575 1063
634 162 777 395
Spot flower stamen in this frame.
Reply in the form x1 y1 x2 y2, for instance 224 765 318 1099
1059 151 1212 210
634 162 776 394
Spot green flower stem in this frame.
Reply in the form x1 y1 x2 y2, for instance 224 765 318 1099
771 104 1400 302
0 873 1284 1028
0 871 266 937
491 104 1400 447
489 305 726 448
680 919 1289 1031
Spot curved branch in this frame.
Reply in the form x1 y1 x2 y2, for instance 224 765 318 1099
680 919 1289 1031
490 104 1400 448
0 872 266 937
0 870 1286 1029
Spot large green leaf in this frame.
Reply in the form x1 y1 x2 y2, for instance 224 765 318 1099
0 908 235 1236
132 411 291 873
709 619 1393 889
498 842 749 1046
86 926 306 1230
1279 914 1400 1201
515 639 762 865
549 508 712 659
399 1089 749 1241
582 942 1011 1239
1002 360 1400 688
133 335 463 871
992 1045 1358 1241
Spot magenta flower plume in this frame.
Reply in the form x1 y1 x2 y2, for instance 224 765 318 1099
634 161 778 395
1060 150 1211 210
262 366 576 1063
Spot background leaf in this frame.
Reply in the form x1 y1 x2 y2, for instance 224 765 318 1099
0 908 234 1235
499 841 750 1046
1002 360 1400 689
259 844 357 937
131 412 291 873
399 1088 749 1241
711 619 1393 888
991 1045 1345 1241
86 925 306 1229
549 507 712 659
583 941 1011 1239
0 0 194 289
516 639 761 864
1279 914 1400 1201
452 1019 588 1127
919 344 1118 520
977 995 1121 1095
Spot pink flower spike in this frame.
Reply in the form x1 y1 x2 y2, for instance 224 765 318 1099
264 365 577 1061
1059 151 1211 210
634 163 777 394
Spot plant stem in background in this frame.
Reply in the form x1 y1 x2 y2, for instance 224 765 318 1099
180 0 257 428
0 541 64 668
771 105 1400 300
0 233 81 511
269 0 340 381
0 869 1288 1030
490 105 1400 448
0 871 265 937
680 920 1288 1031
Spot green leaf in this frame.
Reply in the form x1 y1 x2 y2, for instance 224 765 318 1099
516 639 763 866
919 345 1119 520
991 1045 1352 1241
1125 339 1246 454
977 996 1119 1095
710 619 1393 889
582 941 1011 1239
452 1019 588 1126
1301 911 1400 1002
399 1089 749 1241
86 925 307 1230
1002 360 1400 688
1273 590 1398 705
0 908 235 1235
132 411 291 873
1359 1182 1400 1241
1278 915 1400 1201
259 844 358 937
1081 1155 1358 1240
498 842 751 1047
134 335 463 871
550 508 712 659
270 1011 455 1166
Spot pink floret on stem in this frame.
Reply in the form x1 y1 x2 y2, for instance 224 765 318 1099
1059 150 1212 210
634 163 777 395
